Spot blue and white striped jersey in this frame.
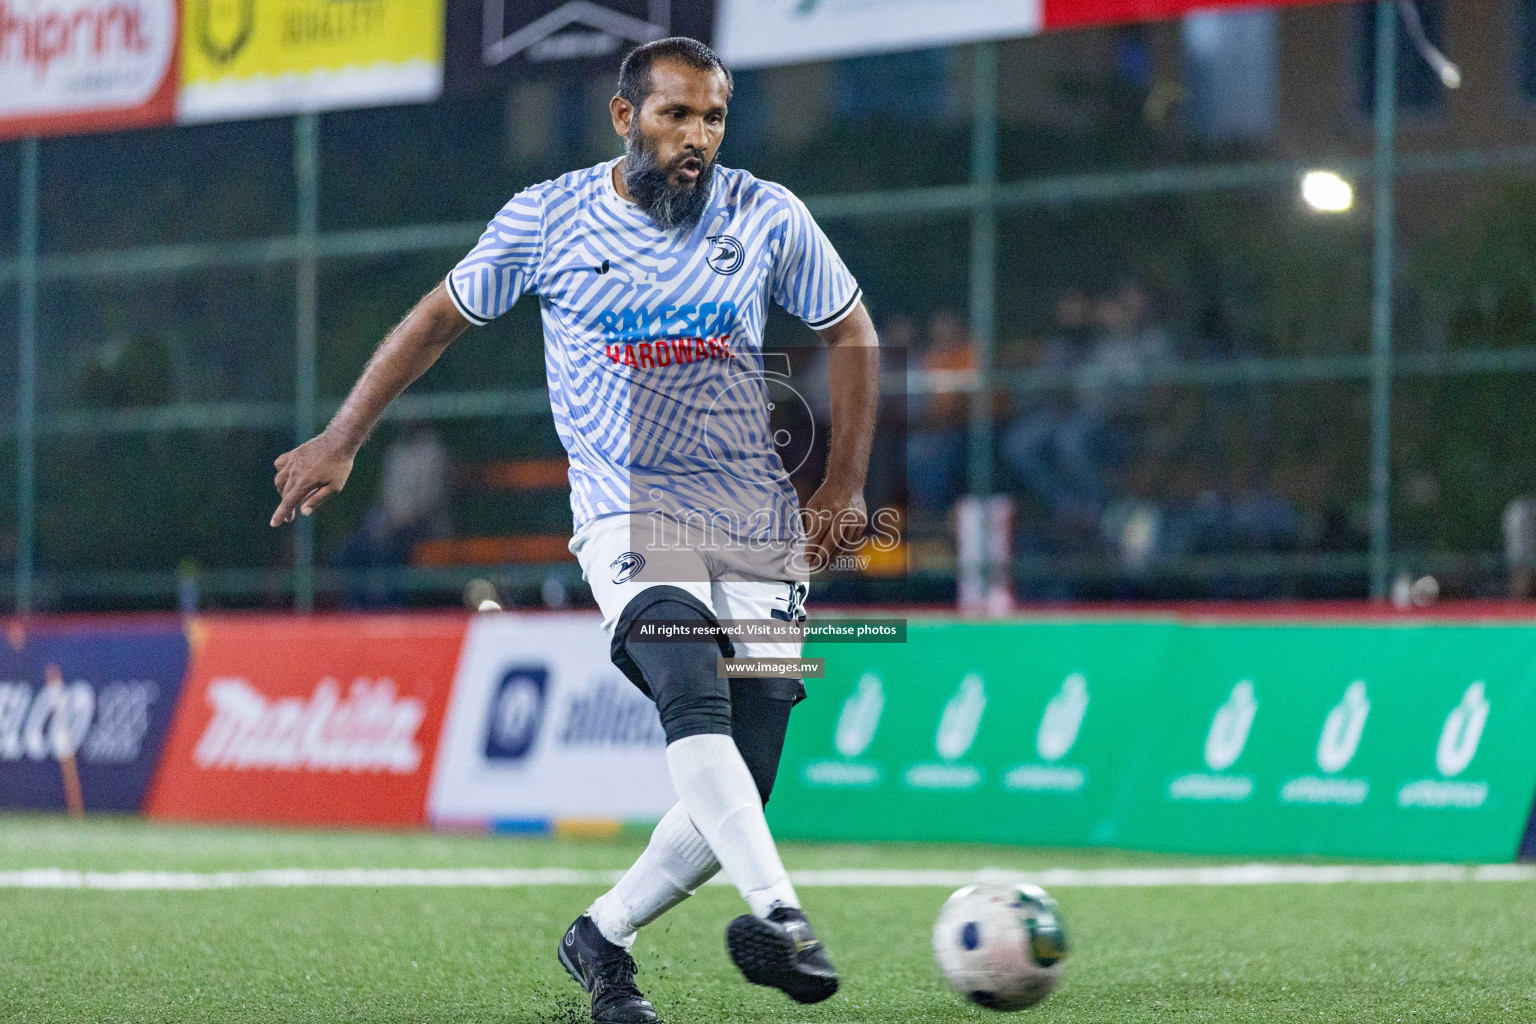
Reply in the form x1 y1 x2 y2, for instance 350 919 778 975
446 158 862 540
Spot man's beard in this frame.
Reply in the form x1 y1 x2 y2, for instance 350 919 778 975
623 126 716 231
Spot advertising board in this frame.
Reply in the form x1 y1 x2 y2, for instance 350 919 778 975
772 618 1536 861
428 612 677 829
715 0 1344 68
146 615 464 827
178 0 443 122
0 0 179 140
444 0 714 97
0 619 189 811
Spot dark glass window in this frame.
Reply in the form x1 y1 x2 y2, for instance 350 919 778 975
831 48 953 119
1356 0 1446 116
1182 10 1279 142
1517 0 1536 101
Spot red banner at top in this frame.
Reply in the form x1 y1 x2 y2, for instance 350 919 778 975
1044 0 1342 30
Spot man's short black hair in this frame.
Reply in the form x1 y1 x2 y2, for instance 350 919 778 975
617 37 733 108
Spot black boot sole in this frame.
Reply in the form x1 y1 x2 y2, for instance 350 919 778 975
726 914 840 1005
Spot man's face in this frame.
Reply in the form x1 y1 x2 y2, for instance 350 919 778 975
613 59 729 228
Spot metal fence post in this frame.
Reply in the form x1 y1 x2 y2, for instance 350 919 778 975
967 40 999 498
1369 0 1398 600
294 113 320 611
14 137 39 614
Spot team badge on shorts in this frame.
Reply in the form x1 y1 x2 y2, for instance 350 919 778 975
610 551 646 584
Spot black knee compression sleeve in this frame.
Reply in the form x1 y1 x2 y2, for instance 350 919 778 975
613 587 735 744
729 683 795 806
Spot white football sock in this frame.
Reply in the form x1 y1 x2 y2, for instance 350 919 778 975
587 802 720 949
665 733 800 919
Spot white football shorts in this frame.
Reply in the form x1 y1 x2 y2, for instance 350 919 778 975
569 512 809 662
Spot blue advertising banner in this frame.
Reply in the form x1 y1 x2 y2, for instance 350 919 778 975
0 620 190 812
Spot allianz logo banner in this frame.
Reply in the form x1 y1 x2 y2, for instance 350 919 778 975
484 666 665 763
431 615 674 827
772 619 1536 862
0 621 188 812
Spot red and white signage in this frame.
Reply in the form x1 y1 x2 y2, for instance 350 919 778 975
1040 0 1340 31
146 615 466 827
717 0 1342 68
0 0 179 141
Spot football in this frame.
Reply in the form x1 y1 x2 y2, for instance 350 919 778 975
932 881 1069 1011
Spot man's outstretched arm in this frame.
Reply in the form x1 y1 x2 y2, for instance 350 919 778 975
269 282 469 527
803 302 880 570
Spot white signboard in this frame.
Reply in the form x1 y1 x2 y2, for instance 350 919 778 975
428 613 677 827
715 0 1043 69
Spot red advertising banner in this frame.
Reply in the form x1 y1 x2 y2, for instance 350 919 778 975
1041 0 1341 31
146 615 467 828
0 0 180 141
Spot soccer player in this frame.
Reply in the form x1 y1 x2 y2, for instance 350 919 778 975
269 37 879 1024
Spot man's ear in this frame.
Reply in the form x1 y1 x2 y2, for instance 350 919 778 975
611 95 633 138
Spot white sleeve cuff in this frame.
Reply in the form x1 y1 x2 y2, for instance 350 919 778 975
804 288 862 331
444 273 490 326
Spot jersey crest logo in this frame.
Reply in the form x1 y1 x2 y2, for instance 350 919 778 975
610 551 646 584
706 235 745 275
592 259 610 274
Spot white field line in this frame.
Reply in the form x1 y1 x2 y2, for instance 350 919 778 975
0 863 1532 892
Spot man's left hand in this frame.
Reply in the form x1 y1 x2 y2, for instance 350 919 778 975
801 482 867 573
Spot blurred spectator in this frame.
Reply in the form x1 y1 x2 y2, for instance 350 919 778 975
333 420 451 606
78 334 177 408
1503 495 1536 599
1001 289 1094 517
908 311 975 511
1004 280 1172 521
1079 279 1174 426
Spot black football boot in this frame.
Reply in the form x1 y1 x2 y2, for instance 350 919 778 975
557 915 659 1024
725 905 840 1004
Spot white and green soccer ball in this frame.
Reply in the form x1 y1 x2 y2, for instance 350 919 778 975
932 881 1069 1012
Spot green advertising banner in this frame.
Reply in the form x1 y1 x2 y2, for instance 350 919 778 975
770 618 1536 862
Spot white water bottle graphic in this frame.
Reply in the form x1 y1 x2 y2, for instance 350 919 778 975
1317 681 1370 774
1036 673 1089 762
834 672 885 758
936 674 987 762
1204 680 1258 771
1435 682 1489 778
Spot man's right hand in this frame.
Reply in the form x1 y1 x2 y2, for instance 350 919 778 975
270 432 355 527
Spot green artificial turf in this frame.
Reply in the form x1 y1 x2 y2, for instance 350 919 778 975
1 815 1533 1023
